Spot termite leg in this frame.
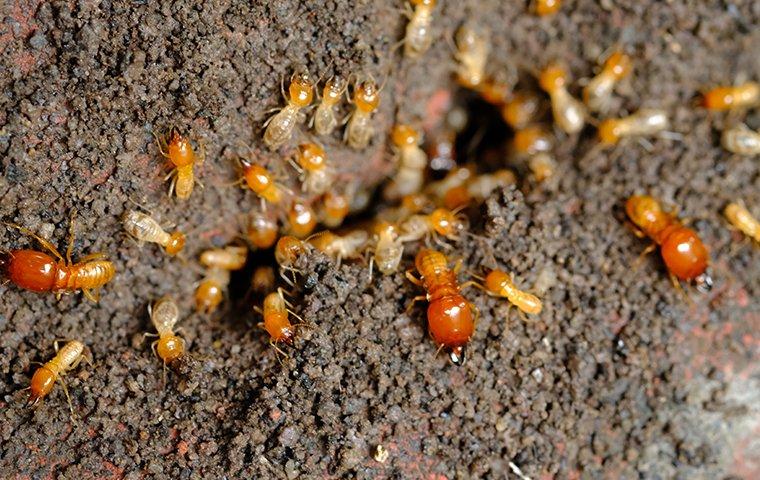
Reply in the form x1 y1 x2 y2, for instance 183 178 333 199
65 209 79 265
633 243 657 270
77 252 108 263
56 375 76 419
404 269 423 286
405 295 427 314
3 222 65 263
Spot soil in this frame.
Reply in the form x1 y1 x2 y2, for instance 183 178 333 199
1 1 759 479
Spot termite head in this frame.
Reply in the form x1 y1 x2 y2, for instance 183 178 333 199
430 208 467 238
27 366 56 408
289 70 315 107
195 279 224 313
248 212 279 249
354 79 380 113
167 128 195 168
279 327 295 345
625 195 661 230
165 232 186 256
411 0 436 6
391 124 421 148
538 63 568 94
605 52 632 80
157 335 185 363
297 143 327 171
241 161 274 193
597 119 622 145
323 76 348 103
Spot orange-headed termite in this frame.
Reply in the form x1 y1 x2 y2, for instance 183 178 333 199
264 69 315 150
309 230 369 265
539 63 586 134
533 0 561 16
2 214 115 302
471 269 543 315
238 159 287 207
583 52 632 112
501 92 542 129
292 142 334 195
275 235 308 276
702 82 760 111
313 76 348 136
195 245 247 313
145 296 186 383
247 210 279 249
320 191 350 228
406 248 476 365
399 207 468 243
597 109 669 146
384 124 428 200
255 288 306 358
155 128 201 200
724 201 760 243
346 77 382 149
721 124 760 156
287 201 317 238
26 340 89 417
372 221 404 276
403 0 436 59
123 210 186 256
626 195 711 290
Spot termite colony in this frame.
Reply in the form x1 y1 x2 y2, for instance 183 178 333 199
2 2 756 420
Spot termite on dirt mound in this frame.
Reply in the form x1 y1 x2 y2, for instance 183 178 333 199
399 207 468 243
2 211 115 302
195 245 247 313
236 159 288 209
625 195 712 291
597 109 669 146
501 92 542 130
583 51 632 113
155 127 202 200
721 124 760 156
539 63 586 134
123 210 186 256
287 201 318 238
145 296 187 384
403 0 437 59
25 340 90 418
702 81 760 111
384 124 428 201
254 288 306 358
406 248 477 365
312 76 348 136
346 76 383 149
724 201 760 243
291 142 335 195
264 69 315 150
470 269 543 317
275 235 309 285
247 210 279 249
372 221 404 276
454 24 489 90
309 230 369 266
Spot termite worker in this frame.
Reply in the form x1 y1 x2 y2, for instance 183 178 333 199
583 52 632 112
721 124 760 156
247 210 279 249
454 25 489 89
406 248 476 365
251 265 276 295
195 245 247 313
472 269 543 316
702 82 760 111
237 159 287 208
2 214 115 302
372 221 404 275
287 201 318 238
155 127 202 200
403 0 437 59
533 0 561 16
597 109 669 146
292 143 334 195
724 202 760 243
145 296 186 382
255 288 306 358
320 191 351 228
539 63 586 134
346 77 382 149
399 208 467 243
263 69 315 150
309 230 369 265
26 340 89 417
625 195 711 291
274 235 308 284
123 210 186 256
312 76 348 136
384 124 428 201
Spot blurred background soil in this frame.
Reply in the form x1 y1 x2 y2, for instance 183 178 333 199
1 0 759 478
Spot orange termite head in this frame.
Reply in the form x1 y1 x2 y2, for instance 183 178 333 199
157 334 185 363
323 76 348 103
297 143 327 171
391 124 421 147
534 0 561 16
275 235 307 267
354 79 380 113
195 279 224 313
289 70 315 107
605 52 632 80
322 191 350 225
597 118 622 145
501 92 541 129
165 232 186 256
167 128 195 168
538 63 568 94
513 125 552 155
401 193 428 214
430 208 466 237
27 366 56 408
479 78 511 106
240 160 274 193
247 212 279 249
288 201 317 238
625 195 662 230
411 0 436 6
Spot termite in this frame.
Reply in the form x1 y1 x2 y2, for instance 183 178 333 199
470 269 543 316
702 82 760 111
145 296 186 383
26 340 89 416
399 207 467 243
583 51 632 112
312 76 348 136
512 125 553 157
238 159 287 207
425 165 475 204
251 265 276 295
597 109 669 146
247 210 279 249
724 202 760 243
1 213 115 302
195 245 247 313
384 124 428 200
346 77 382 149
263 69 315 150
378 192 432 224
539 63 586 134
625 195 711 290
255 288 305 357
528 153 556 183
454 24 489 89
275 235 308 282
123 210 186 256
309 230 369 265
372 221 404 276
478 77 512 107
721 124 760 155
403 0 437 59
532 0 561 16
406 248 476 365
320 191 350 228
501 92 542 130
292 142 334 195
287 201 317 238
465 169 518 202
155 127 201 200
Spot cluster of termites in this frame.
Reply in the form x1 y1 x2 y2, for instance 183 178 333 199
2 3 757 421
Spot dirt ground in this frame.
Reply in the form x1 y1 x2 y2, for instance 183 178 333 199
1 0 759 478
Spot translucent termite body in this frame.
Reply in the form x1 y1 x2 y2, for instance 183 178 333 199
27 340 88 416
373 221 404 275
702 82 760 111
597 109 669 146
264 70 315 150
539 63 586 134
309 230 369 264
346 78 381 149
148 296 186 366
399 208 467 243
287 201 317 238
313 76 348 136
384 125 428 200
123 210 186 256
454 25 489 89
156 128 200 200
195 246 247 313
404 0 437 59
583 52 632 112
293 143 334 195
721 125 760 155
724 202 760 243
481 270 542 315
247 211 279 249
